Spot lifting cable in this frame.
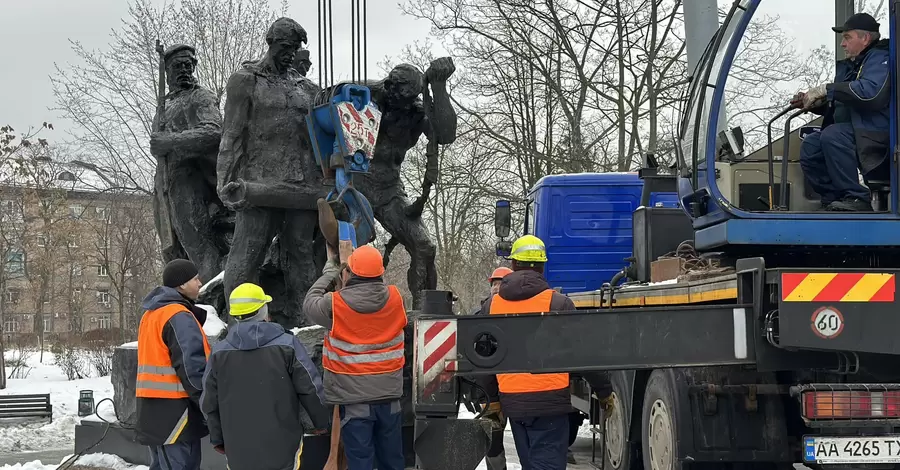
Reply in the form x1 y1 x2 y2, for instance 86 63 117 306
318 0 368 87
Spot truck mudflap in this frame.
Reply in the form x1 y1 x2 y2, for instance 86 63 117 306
777 270 900 355
413 316 492 470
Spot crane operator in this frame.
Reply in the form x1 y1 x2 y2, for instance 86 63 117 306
793 12 890 212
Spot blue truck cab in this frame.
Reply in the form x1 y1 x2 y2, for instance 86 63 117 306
523 173 679 293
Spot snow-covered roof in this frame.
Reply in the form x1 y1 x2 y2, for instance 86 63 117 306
0 157 120 195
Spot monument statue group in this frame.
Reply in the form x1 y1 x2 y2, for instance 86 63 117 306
149 17 457 326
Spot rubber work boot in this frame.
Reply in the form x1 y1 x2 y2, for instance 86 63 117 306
317 198 340 260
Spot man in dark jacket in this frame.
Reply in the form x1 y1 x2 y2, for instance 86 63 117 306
200 282 330 470
136 259 210 470
795 12 890 212
478 235 575 469
303 245 407 470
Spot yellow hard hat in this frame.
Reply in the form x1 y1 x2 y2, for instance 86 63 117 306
229 283 273 316
508 235 548 263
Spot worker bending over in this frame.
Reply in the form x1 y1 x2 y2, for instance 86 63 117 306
795 12 889 212
201 283 331 470
304 245 408 470
478 235 576 469
136 259 210 470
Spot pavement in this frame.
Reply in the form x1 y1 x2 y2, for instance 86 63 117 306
0 447 72 466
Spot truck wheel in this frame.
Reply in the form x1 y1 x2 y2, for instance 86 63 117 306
641 370 680 470
605 390 637 469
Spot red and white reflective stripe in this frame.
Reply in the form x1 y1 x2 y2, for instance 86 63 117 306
415 319 457 398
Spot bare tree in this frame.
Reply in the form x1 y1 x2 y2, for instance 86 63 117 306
86 194 159 342
51 0 287 192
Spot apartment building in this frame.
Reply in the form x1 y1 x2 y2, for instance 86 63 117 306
0 157 158 342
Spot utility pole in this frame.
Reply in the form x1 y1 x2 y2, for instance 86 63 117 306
683 0 726 143
835 0 855 61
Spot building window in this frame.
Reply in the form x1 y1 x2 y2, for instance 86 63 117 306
67 237 78 248
4 289 20 304
1 200 22 223
71 264 83 277
95 207 109 220
98 315 111 329
41 290 50 306
72 288 81 300
97 289 110 305
96 264 108 277
3 319 18 333
37 234 48 247
42 314 51 333
69 204 83 218
5 250 24 275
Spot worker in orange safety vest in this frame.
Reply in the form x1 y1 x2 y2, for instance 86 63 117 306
477 235 575 470
136 259 210 470
303 244 408 470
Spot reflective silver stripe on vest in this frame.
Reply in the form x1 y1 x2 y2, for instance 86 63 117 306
323 347 405 364
511 244 544 255
137 365 178 375
326 331 404 354
136 380 186 393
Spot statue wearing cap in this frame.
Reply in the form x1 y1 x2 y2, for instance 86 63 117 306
217 17 330 327
149 44 231 289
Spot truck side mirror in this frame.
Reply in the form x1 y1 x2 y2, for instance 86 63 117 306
494 200 511 239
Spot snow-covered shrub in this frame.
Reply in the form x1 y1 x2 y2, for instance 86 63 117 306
51 340 88 380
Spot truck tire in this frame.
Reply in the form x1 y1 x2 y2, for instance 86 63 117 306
606 377 641 470
641 370 681 470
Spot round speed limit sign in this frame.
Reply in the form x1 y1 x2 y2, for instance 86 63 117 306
811 307 844 339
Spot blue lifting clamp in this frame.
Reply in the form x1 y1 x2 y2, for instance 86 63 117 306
306 84 382 248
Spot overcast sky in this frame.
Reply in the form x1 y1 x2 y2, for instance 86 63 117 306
0 0 880 137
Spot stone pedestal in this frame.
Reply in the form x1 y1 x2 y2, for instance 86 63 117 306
111 344 138 427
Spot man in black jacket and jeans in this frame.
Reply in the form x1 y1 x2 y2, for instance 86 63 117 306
200 283 330 470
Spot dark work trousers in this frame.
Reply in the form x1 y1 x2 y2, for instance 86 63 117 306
799 123 869 204
339 401 405 470
486 415 508 470
510 414 569 470
147 440 202 470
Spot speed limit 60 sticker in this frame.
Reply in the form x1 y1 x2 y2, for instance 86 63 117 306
811 306 844 339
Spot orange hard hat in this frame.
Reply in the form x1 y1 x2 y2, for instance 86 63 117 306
488 267 513 281
348 245 385 278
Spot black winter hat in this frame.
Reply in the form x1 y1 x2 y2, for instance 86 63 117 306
163 259 199 288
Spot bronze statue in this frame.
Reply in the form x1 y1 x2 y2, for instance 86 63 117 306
217 17 328 325
355 58 458 308
149 44 230 286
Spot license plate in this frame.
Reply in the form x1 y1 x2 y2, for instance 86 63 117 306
804 435 900 464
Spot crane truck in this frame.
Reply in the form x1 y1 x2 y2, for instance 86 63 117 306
411 1 900 469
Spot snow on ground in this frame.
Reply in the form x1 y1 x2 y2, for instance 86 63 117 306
0 351 116 454
0 452 148 469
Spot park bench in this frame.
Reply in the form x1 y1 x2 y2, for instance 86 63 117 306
0 393 52 422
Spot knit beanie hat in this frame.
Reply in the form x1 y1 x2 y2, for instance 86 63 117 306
163 259 199 288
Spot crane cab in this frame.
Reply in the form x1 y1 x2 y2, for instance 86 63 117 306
678 0 900 256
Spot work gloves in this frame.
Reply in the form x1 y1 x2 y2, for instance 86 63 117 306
794 84 828 110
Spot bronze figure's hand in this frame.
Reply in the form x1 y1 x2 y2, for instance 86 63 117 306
425 57 456 84
149 132 171 156
219 180 247 210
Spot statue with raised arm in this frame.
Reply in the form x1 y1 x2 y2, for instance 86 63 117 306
217 17 329 326
354 58 458 308
149 44 229 286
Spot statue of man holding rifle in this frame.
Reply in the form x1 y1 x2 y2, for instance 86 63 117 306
149 43 230 286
